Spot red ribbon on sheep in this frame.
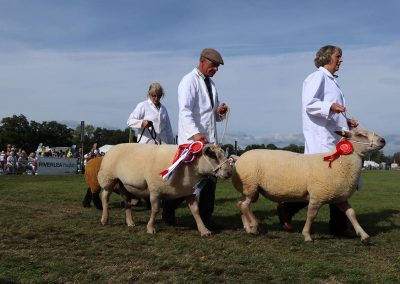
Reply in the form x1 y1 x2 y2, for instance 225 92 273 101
323 140 353 168
160 141 204 180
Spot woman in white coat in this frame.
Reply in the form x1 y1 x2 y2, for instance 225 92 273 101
125 82 173 208
278 45 359 238
127 82 174 145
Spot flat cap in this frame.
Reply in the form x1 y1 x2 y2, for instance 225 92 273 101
200 48 224 65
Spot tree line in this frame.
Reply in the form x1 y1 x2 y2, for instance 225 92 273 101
0 114 132 154
1 114 398 164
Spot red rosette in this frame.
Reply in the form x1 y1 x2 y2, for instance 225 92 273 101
184 141 204 163
323 140 353 168
336 140 353 155
189 141 204 154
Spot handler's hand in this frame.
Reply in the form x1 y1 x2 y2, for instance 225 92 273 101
348 118 359 129
218 103 229 115
141 120 153 128
193 133 207 144
330 103 346 113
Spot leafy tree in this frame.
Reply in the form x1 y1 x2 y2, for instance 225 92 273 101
72 124 98 152
222 144 235 156
37 121 74 148
391 152 400 163
29 121 43 152
266 143 278 150
72 125 133 153
366 150 386 164
245 144 266 151
282 143 304 153
0 114 31 151
72 124 96 144
91 127 131 146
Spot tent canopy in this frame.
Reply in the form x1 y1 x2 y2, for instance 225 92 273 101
99 145 114 153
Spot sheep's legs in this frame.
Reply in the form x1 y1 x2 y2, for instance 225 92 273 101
147 195 160 234
123 195 135 227
101 190 112 225
185 195 211 237
335 201 370 243
302 201 321 242
82 188 92 208
238 194 259 234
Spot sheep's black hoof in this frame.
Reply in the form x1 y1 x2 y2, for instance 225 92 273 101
201 231 212 237
361 236 372 245
82 202 91 208
305 239 314 244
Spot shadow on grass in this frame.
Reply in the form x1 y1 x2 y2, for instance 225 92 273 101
294 209 400 237
356 209 400 236
100 196 399 238
215 197 242 206
162 207 400 238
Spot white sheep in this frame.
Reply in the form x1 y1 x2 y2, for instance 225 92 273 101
97 143 232 236
231 127 385 243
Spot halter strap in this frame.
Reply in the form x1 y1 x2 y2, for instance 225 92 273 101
345 132 375 147
203 154 233 172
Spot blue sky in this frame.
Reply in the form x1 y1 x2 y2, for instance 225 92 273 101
1 0 399 154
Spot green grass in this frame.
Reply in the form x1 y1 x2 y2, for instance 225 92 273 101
0 171 399 283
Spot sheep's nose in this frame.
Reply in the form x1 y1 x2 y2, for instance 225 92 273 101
380 138 386 146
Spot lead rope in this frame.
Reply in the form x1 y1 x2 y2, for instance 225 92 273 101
341 109 356 123
218 107 230 145
137 125 159 144
340 110 375 147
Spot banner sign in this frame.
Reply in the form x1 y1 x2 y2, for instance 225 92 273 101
36 157 78 175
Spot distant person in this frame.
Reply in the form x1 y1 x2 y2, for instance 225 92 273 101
277 45 359 238
28 152 37 175
0 150 5 173
127 82 174 144
162 48 229 228
6 151 17 174
17 150 29 173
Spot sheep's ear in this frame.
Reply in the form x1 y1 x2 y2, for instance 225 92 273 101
204 145 217 159
335 130 351 138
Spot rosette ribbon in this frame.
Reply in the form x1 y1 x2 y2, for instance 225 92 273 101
323 140 353 168
160 141 204 180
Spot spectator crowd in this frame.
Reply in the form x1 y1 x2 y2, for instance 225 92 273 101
0 143 86 175
0 144 37 175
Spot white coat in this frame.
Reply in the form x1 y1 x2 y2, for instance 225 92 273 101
178 68 225 144
302 67 349 154
127 99 174 144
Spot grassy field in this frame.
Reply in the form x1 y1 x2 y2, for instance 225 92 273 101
0 171 399 283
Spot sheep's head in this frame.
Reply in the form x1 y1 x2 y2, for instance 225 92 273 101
335 127 386 156
197 144 232 179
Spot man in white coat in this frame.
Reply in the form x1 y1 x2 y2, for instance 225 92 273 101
278 45 359 238
162 48 229 227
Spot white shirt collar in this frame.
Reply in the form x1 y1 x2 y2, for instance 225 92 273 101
147 98 161 110
194 68 206 80
318 66 335 79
